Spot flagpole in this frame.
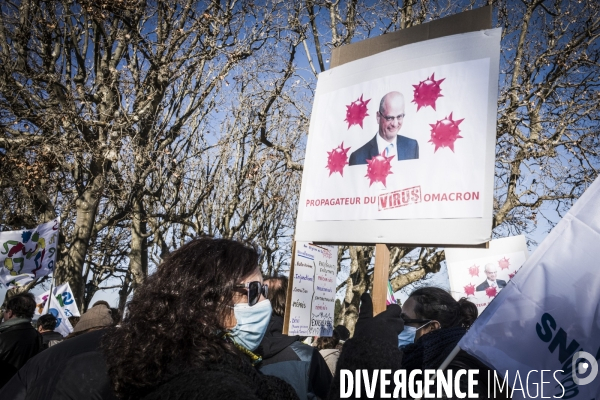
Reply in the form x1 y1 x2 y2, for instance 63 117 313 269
43 273 55 315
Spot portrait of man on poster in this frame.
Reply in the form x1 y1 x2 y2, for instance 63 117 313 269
476 263 507 292
348 91 419 166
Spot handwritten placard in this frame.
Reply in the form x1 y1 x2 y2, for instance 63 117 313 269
287 242 338 336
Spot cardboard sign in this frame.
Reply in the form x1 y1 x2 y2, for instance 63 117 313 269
295 28 501 245
445 235 529 315
285 242 338 336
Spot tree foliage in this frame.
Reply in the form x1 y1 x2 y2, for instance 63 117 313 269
1 0 598 328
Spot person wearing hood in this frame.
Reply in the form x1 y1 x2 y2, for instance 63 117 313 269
256 276 332 400
0 293 42 388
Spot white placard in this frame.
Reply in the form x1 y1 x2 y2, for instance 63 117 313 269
295 29 501 245
287 242 338 337
445 235 529 315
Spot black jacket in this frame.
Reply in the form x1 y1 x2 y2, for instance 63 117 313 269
142 351 300 400
476 280 507 292
40 331 63 349
0 320 42 388
257 315 332 399
0 329 115 400
401 327 511 400
1 327 299 400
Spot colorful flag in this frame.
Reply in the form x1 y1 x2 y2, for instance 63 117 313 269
386 281 397 306
459 177 600 399
48 292 74 337
0 218 60 287
35 282 81 317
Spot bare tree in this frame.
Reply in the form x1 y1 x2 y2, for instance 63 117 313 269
2 0 598 326
0 0 290 307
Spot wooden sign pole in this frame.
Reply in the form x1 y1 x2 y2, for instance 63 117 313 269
372 243 390 316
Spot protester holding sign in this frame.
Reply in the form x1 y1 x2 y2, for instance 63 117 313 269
328 293 405 399
399 287 509 398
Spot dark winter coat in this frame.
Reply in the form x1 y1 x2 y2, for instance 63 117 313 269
401 327 511 399
256 315 332 399
40 331 63 349
141 351 300 400
0 320 42 388
1 327 300 400
0 328 115 400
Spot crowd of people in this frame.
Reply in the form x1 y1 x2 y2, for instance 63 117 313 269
0 238 510 399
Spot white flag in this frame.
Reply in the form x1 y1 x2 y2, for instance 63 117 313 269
35 282 81 317
0 218 60 287
48 293 73 337
459 177 600 400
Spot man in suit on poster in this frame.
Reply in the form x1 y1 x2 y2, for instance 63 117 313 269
476 263 507 292
349 91 419 166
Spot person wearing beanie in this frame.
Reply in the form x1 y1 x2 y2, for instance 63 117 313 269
71 301 114 335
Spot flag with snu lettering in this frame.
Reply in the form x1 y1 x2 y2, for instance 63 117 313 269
459 177 600 400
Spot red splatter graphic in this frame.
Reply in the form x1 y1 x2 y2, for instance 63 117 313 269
464 284 476 296
498 257 510 270
7 242 25 257
509 270 517 280
344 95 371 129
429 112 464 152
485 286 498 298
468 264 480 277
326 142 351 176
365 151 394 187
412 73 445 111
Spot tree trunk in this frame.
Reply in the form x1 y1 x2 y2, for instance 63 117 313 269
55 173 103 309
130 196 148 289
118 272 132 316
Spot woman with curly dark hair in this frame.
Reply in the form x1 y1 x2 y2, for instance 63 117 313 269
99 237 299 400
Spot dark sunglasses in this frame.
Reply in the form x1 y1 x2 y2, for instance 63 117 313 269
401 314 432 325
234 281 268 306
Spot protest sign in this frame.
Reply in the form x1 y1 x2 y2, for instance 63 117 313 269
284 242 338 337
295 28 501 245
445 235 528 315
35 282 81 317
0 218 59 287
48 293 74 337
459 177 600 400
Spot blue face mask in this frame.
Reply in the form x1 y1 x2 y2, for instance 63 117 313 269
398 322 431 348
229 299 272 351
